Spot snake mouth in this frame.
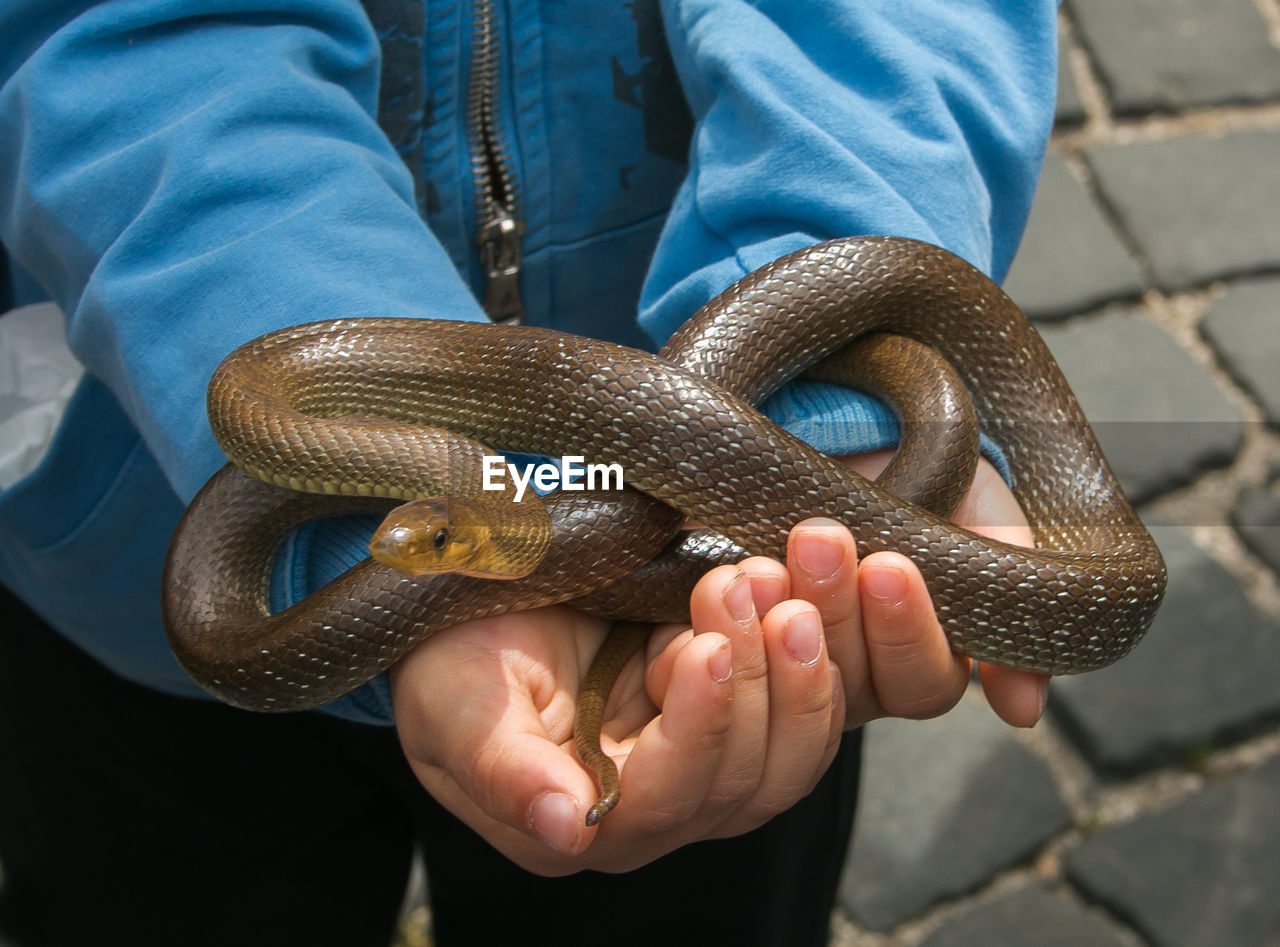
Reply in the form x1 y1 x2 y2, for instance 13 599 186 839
368 524 436 575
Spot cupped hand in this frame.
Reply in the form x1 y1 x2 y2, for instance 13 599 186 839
814 450 1048 730
389 552 845 875
389 448 1045 874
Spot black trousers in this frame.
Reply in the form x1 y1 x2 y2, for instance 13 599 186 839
0 584 862 947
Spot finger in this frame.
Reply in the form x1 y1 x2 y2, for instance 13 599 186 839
390 618 600 855
603 630 736 857
642 625 693 707
736 556 791 615
420 726 600 861
955 458 1034 547
825 663 847 758
727 599 839 825
977 663 1050 728
644 559 785 704
685 566 771 808
957 462 1049 728
786 517 867 715
858 550 969 720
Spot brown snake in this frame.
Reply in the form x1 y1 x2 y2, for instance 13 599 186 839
163 236 1167 818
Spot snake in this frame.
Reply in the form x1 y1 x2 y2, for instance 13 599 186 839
163 235 1168 821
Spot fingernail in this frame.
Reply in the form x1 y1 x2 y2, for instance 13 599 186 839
723 572 755 624
529 792 580 854
862 565 908 606
1037 676 1050 720
783 610 823 666
792 529 845 580
708 638 733 683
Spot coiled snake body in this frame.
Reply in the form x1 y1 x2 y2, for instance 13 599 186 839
164 237 1166 812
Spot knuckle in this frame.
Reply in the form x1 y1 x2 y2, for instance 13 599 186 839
641 794 706 835
790 677 837 722
732 645 769 687
881 683 962 720
456 733 516 817
747 786 805 820
704 763 762 812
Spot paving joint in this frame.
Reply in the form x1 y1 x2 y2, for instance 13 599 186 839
1059 150 1158 289
1056 6 1114 132
1057 103 1280 150
1257 0 1280 46
1011 715 1101 819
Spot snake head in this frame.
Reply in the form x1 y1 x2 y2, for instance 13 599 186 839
368 498 489 577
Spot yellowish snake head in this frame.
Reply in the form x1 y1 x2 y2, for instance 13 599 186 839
368 495 549 579
368 498 493 577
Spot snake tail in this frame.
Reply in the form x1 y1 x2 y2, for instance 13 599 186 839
575 622 651 826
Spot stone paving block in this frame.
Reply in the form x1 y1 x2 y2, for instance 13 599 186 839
1085 131 1280 290
1037 310 1243 502
1055 44 1085 126
1201 276 1280 427
1066 0 1280 114
1232 486 1280 573
1004 154 1144 319
838 696 1071 931
1065 755 1280 946
917 886 1131 947
1052 528 1280 771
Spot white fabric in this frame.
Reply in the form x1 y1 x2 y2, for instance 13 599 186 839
0 302 83 489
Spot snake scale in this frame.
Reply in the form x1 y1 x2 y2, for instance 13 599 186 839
164 236 1167 811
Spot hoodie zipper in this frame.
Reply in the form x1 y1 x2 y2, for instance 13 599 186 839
467 0 524 323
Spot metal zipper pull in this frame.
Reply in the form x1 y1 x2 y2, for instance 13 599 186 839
468 0 525 325
478 210 524 323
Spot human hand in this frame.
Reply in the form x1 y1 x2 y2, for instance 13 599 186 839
672 448 1045 731
798 450 1047 730
389 553 845 875
388 449 1041 873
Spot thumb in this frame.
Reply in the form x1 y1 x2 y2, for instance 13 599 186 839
388 613 603 858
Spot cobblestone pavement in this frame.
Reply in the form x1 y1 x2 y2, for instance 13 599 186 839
832 3 1280 945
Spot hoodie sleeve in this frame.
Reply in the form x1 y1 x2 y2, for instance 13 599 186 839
0 0 489 504
639 0 1058 460
0 0 492 723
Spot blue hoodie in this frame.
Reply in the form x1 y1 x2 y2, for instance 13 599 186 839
0 0 1058 722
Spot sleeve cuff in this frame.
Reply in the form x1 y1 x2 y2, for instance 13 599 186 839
763 380 1013 485
269 512 396 725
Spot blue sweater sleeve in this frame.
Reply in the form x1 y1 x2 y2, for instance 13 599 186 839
0 0 490 722
641 0 1058 463
0 0 489 504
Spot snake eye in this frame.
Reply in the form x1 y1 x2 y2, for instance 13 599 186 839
433 528 449 551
